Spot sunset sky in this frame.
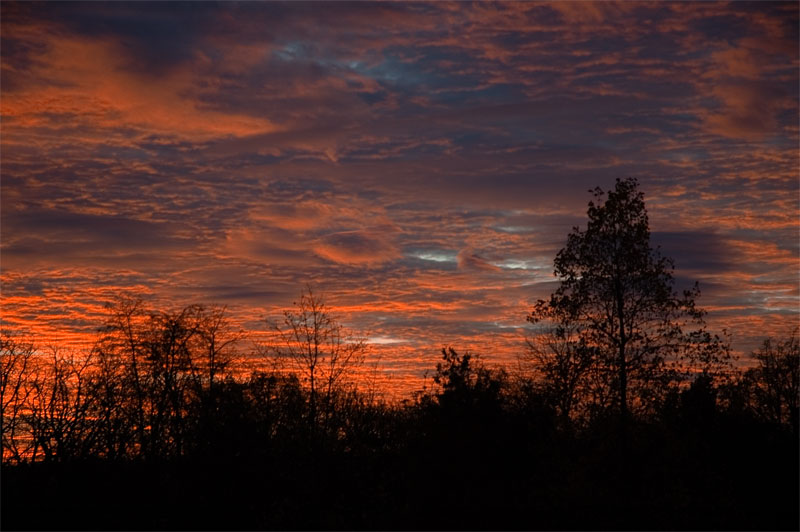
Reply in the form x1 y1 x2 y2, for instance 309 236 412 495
2 1 798 394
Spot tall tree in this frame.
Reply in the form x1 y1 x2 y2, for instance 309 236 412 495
529 178 715 424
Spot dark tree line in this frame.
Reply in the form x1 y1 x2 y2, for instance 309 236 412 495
2 179 797 530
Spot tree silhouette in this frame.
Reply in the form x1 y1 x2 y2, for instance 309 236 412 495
93 298 241 459
529 178 715 425
26 346 97 462
266 285 367 432
1 335 35 464
522 318 598 424
745 331 799 430
432 347 506 413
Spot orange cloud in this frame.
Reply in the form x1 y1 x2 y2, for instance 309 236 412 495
314 231 401 266
1 22 279 142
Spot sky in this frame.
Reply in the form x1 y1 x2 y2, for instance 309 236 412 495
1 1 798 396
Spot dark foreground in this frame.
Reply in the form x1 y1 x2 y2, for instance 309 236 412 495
3 396 797 531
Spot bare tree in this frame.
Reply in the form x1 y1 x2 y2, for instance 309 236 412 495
196 305 241 395
96 296 150 455
522 319 599 424
746 331 799 429
89 341 132 459
266 286 367 430
95 298 240 458
26 346 97 462
1 334 35 464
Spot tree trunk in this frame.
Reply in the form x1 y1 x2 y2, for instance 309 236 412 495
615 279 628 429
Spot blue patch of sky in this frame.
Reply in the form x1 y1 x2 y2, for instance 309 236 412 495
408 249 458 263
493 259 548 271
361 46 506 100
272 41 303 59
493 225 535 234
359 52 432 88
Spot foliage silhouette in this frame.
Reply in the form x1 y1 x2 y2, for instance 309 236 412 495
528 177 731 428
